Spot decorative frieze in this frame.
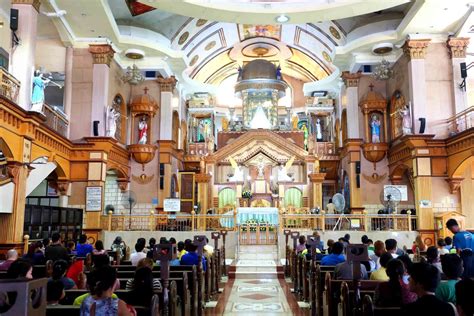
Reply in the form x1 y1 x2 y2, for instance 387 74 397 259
341 71 362 88
88 44 115 66
446 37 470 59
402 39 431 60
157 76 177 92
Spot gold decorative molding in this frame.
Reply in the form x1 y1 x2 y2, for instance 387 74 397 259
156 76 177 92
195 173 212 183
341 71 362 87
446 37 470 59
308 173 326 183
363 172 387 184
131 173 154 185
12 0 41 12
402 39 431 60
88 44 115 66
445 177 464 194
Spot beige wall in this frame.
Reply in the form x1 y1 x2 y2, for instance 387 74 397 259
386 54 410 139
69 48 93 140
35 38 66 73
283 74 306 107
0 16 11 59
461 163 474 228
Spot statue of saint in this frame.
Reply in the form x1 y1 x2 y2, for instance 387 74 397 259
221 117 229 132
237 66 243 81
313 154 320 173
400 103 412 135
316 118 323 141
291 115 298 130
30 70 50 112
138 117 148 144
106 105 120 138
276 65 282 80
370 114 381 143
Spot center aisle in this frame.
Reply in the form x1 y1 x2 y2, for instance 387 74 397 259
210 245 306 315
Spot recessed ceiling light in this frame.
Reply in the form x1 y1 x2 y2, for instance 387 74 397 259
81 13 87 16
276 14 289 23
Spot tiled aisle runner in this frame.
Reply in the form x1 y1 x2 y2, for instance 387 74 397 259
223 245 293 315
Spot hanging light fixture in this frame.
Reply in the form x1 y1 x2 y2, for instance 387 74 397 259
371 43 394 81
121 49 145 85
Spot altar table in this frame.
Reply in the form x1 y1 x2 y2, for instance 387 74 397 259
220 207 279 228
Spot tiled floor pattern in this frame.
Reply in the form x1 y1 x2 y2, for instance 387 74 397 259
223 278 292 315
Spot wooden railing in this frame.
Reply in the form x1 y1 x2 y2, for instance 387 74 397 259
101 210 416 232
43 104 68 137
0 67 20 104
280 211 416 232
447 106 473 135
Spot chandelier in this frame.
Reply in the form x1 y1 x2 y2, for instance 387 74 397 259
372 59 393 81
122 64 145 85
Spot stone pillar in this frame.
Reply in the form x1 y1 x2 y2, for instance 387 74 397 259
413 157 433 230
64 46 73 135
157 76 177 141
402 39 431 134
341 71 362 138
196 173 211 213
88 44 114 136
10 0 40 110
446 37 470 114
0 163 28 247
309 173 326 209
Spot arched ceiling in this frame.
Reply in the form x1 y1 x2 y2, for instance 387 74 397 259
39 0 474 95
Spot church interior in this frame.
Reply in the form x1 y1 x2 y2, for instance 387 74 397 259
0 0 473 315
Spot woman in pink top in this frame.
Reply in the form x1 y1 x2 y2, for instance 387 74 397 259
92 240 107 255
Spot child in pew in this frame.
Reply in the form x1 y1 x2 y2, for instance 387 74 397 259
177 241 187 260
111 236 127 259
374 259 417 307
92 240 106 256
125 258 162 292
47 279 65 305
321 241 345 266
435 254 463 304
124 267 156 307
370 252 392 281
79 265 134 316
49 259 77 290
181 242 207 271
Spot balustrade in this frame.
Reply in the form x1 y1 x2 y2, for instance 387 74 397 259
43 103 69 137
0 67 20 104
446 106 473 135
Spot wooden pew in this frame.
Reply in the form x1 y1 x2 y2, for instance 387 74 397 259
361 295 401 316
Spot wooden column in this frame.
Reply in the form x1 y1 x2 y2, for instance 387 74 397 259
196 173 212 213
308 173 326 209
342 139 364 213
0 163 29 255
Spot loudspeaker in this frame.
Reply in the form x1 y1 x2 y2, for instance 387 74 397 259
355 161 361 174
356 174 360 188
10 9 18 32
461 62 467 79
418 118 426 134
93 121 100 136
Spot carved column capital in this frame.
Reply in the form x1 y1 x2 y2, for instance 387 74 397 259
88 44 115 66
446 37 470 58
402 39 431 60
117 181 129 192
156 76 177 92
195 173 212 183
55 181 70 196
7 163 26 185
445 177 464 194
12 0 41 12
341 71 362 88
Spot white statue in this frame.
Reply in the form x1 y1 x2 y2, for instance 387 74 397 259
316 118 323 141
278 156 295 182
228 157 244 182
106 106 120 138
370 114 381 143
401 103 412 135
138 117 148 144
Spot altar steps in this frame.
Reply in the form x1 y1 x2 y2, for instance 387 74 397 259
228 245 284 279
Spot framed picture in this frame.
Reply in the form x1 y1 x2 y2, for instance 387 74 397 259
86 186 102 211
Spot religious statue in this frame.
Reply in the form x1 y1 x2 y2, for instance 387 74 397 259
291 115 298 130
370 114 381 143
138 117 148 144
316 118 323 141
228 156 244 182
313 154 320 173
221 117 229 131
301 122 309 149
30 70 51 112
276 65 282 80
237 66 243 81
106 105 120 138
400 103 412 135
206 134 214 154
278 156 295 182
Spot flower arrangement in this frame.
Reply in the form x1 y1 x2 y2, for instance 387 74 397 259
242 189 252 199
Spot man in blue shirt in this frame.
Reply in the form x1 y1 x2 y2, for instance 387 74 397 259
180 243 207 271
75 234 93 257
321 241 345 266
446 219 473 278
